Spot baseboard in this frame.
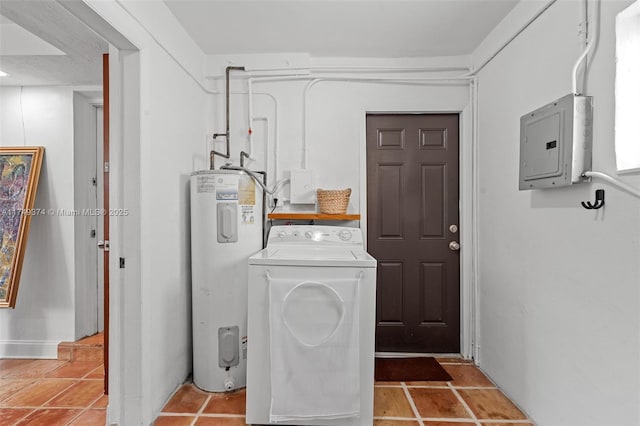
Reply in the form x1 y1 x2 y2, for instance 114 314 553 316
0 340 60 359
375 352 468 359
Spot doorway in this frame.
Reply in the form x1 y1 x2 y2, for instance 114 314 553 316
73 94 105 335
366 113 460 353
72 92 107 392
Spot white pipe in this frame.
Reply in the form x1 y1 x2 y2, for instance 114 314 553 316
572 0 600 95
299 75 471 169
310 66 469 73
220 165 289 197
253 116 269 185
304 76 470 169
248 78 254 156
242 65 469 72
302 79 323 169
471 76 481 363
209 91 278 178
254 74 472 83
207 0 558 85
583 171 640 199
251 73 471 180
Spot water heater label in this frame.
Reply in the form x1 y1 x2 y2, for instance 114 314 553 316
241 205 255 225
216 190 238 200
238 176 255 205
196 175 216 193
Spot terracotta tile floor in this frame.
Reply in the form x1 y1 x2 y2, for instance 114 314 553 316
0 358 107 425
156 359 534 426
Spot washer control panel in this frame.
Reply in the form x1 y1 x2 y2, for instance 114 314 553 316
268 225 363 246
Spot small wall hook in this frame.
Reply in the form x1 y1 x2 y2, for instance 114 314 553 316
581 189 605 210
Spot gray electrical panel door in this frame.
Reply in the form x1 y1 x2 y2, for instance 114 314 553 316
521 112 563 181
519 94 592 190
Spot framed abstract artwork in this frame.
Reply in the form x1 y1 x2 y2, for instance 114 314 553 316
0 147 44 308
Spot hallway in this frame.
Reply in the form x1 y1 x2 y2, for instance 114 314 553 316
0 333 107 425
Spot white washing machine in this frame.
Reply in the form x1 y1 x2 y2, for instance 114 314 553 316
246 225 377 425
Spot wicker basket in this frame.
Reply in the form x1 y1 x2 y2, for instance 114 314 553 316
316 188 351 214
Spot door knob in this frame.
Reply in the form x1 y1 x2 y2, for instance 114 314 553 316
449 241 460 251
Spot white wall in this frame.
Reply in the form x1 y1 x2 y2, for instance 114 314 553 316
0 86 76 358
138 46 206 424
79 1 640 424
205 61 470 218
81 1 208 423
475 1 640 425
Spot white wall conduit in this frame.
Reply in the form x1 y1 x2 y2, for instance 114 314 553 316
583 171 640 199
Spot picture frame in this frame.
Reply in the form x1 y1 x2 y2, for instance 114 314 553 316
0 147 44 308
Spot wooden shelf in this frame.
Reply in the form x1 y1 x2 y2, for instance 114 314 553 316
267 213 360 221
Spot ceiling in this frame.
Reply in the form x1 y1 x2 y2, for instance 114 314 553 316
163 0 519 57
0 0 519 87
0 0 107 86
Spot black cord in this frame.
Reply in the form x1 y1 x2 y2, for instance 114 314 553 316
270 198 278 214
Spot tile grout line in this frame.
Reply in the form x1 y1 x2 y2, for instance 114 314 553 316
449 385 498 390
1 405 101 410
197 413 246 417
0 378 39 404
401 381 425 426
158 413 200 417
378 384 498 390
7 407 35 425
422 416 486 422
190 393 212 425
373 416 421 420
157 382 189 419
376 384 450 389
448 382 481 426
1 361 68 380
80 364 105 380
63 390 108 425
46 359 72 376
3 378 76 409
439 363 475 365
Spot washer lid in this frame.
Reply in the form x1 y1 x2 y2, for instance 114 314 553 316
249 247 376 267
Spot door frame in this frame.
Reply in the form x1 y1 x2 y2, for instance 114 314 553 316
57 2 141 423
360 107 476 359
72 91 103 340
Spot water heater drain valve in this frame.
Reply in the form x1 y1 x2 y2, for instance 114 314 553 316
224 377 235 391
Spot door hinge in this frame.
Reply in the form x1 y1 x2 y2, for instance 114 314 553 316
90 229 96 238
104 162 110 173
119 257 125 268
91 177 97 186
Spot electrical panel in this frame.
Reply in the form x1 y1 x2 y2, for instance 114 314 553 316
519 93 593 190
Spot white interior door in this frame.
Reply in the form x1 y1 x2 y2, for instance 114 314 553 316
96 105 105 332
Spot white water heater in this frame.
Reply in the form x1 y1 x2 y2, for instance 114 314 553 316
190 170 263 392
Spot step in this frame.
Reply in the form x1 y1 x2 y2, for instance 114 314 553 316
58 332 104 362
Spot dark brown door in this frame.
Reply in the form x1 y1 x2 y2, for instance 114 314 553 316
367 114 460 353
